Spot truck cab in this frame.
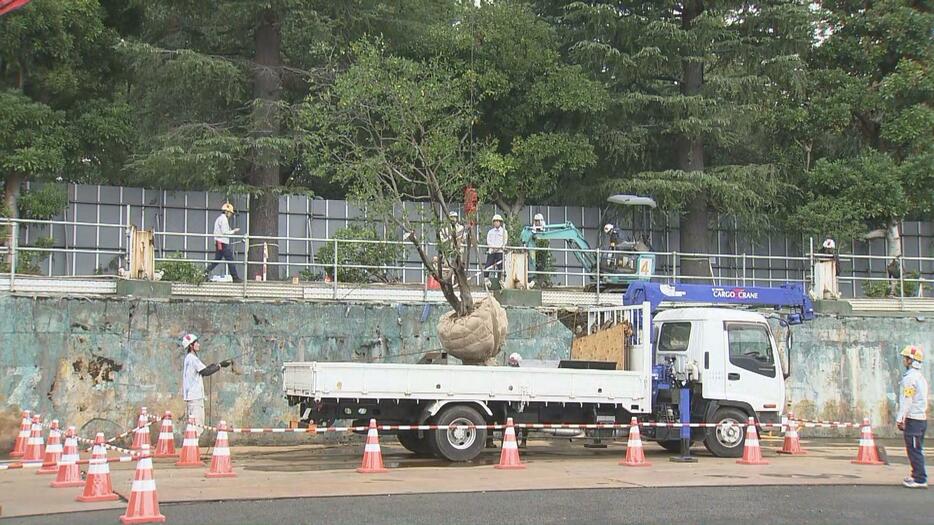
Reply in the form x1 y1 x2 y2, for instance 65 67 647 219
651 307 785 457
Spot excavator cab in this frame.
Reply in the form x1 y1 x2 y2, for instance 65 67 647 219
599 195 657 277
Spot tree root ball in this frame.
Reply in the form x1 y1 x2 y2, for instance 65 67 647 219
437 296 508 365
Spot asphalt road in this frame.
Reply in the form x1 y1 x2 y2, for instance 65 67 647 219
3 485 931 525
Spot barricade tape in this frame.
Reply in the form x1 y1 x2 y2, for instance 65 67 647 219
194 421 788 433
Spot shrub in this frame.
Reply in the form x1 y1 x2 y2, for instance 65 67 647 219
18 184 68 220
157 252 205 284
316 225 402 283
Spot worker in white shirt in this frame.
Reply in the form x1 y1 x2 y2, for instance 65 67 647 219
897 345 928 489
484 214 507 282
180 333 231 434
205 202 241 282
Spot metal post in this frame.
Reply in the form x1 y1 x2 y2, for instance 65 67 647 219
595 247 601 304
742 253 747 287
242 233 248 297
672 251 678 283
332 238 338 300
670 385 697 463
10 221 18 291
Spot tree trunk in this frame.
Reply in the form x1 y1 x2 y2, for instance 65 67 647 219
248 10 282 279
3 173 23 218
677 0 710 281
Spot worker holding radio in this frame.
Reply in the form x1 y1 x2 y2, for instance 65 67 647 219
206 202 241 282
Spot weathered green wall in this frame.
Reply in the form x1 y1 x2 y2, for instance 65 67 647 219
0 295 571 448
1 295 931 449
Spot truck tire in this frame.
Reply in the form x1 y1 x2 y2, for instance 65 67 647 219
426 405 488 462
397 431 435 457
703 407 748 458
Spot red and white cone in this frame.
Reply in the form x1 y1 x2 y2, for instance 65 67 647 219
620 417 651 467
119 444 166 524
10 409 31 458
37 419 63 474
495 418 526 470
852 418 884 465
76 432 120 502
131 407 151 452
175 418 203 468
777 413 806 455
356 418 388 473
205 420 236 478
51 426 84 488
153 411 176 458
22 415 45 463
737 417 769 465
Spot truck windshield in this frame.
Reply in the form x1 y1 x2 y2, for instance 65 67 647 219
658 322 691 352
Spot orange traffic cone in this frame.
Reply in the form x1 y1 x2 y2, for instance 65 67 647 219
777 413 806 455
205 420 236 478
620 417 651 467
23 415 45 463
495 418 526 470
131 407 151 452
10 409 31 458
37 419 63 474
737 417 769 465
427 275 441 290
175 418 203 468
77 432 120 502
119 445 166 524
852 418 885 465
51 426 84 488
153 411 176 458
356 418 388 473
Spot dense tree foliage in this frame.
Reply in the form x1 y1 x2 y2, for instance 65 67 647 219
1 0 930 278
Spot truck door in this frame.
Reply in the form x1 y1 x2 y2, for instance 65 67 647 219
722 322 783 413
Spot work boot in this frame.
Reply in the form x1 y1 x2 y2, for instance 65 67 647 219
902 479 928 489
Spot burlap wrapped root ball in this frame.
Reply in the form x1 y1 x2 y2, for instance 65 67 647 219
437 296 508 365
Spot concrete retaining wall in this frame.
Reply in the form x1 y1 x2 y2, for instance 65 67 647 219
1 294 931 449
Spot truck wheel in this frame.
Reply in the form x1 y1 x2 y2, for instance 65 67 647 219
397 431 435 457
703 407 748 458
427 405 488 462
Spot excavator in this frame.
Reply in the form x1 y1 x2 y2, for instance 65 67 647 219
519 195 657 290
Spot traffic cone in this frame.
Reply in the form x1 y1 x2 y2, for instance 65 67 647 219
620 417 651 467
427 275 441 290
10 409 31 458
23 415 45 463
37 419 63 474
852 418 884 465
205 420 236 478
51 426 84 488
76 432 120 502
131 407 151 452
119 445 166 524
777 413 806 455
153 411 176 458
356 418 388 474
175 418 203 468
495 418 526 470
736 417 769 465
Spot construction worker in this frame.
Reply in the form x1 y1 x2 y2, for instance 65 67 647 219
507 352 522 367
438 210 467 284
529 213 548 286
897 345 928 488
181 333 231 433
484 214 507 282
531 213 545 233
205 202 241 282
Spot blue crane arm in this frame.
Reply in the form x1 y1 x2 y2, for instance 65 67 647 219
623 281 815 324
520 223 597 270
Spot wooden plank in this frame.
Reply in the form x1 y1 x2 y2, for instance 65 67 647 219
571 322 631 370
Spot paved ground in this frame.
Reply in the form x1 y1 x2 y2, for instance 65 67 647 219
3 485 932 525
1 435 930 521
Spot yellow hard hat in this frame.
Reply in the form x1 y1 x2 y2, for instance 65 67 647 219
492 213 503 223
221 202 235 214
900 345 924 363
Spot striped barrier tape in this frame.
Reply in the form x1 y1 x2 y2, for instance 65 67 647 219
194 421 787 433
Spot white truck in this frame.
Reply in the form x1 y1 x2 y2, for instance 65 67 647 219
284 299 795 461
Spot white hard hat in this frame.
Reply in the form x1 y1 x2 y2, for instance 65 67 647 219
822 238 835 250
508 352 522 366
900 345 924 363
448 210 459 219
180 333 199 349
604 224 614 233
533 213 544 222
492 214 503 223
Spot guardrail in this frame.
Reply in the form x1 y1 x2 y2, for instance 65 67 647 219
1 217 930 300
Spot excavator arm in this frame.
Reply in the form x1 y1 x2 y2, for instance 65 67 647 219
520 223 598 271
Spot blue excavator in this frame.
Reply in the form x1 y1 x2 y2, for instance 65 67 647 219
519 195 657 290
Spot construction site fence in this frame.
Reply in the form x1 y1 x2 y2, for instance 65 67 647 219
1 217 931 300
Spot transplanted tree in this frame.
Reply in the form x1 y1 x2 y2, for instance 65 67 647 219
780 1 934 259
301 41 482 315
553 0 813 277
